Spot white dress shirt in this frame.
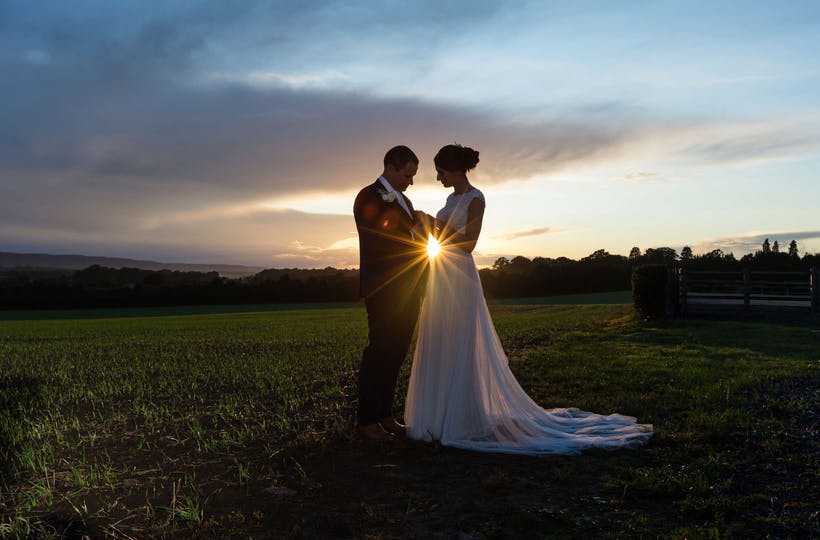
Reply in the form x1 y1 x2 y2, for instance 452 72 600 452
378 176 412 218
378 176 415 239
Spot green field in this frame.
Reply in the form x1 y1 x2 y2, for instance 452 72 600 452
1 301 817 538
0 290 633 321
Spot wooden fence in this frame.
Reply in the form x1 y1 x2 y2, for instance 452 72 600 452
677 267 820 316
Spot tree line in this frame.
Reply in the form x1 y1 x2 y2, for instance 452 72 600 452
482 239 818 298
0 265 359 309
1 239 817 309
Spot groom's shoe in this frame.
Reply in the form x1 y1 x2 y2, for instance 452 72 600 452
379 417 406 437
358 423 394 442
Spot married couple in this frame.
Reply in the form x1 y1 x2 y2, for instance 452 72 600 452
353 145 653 455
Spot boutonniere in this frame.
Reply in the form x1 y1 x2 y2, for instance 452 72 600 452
377 188 397 203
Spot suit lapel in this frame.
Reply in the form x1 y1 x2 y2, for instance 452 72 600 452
376 178 414 220
394 192 413 220
402 193 415 216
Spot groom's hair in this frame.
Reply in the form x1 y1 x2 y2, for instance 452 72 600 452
383 145 419 170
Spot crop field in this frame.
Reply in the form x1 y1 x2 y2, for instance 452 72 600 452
0 301 818 538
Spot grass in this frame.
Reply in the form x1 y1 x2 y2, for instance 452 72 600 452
0 301 360 321
0 302 817 538
0 290 631 321
489 289 633 305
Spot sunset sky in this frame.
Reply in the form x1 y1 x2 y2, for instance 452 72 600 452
2 1 819 268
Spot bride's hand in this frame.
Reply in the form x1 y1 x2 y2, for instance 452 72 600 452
414 210 434 229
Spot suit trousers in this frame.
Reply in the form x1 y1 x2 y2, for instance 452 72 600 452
357 283 422 426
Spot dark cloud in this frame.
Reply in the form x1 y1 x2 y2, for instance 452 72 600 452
1 72 638 196
0 1 639 200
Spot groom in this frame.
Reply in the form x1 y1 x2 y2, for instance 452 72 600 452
353 145 428 441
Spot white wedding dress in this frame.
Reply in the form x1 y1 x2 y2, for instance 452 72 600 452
405 189 653 455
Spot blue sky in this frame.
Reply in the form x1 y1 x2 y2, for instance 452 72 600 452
2 1 819 268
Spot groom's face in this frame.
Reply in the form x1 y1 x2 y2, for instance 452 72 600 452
385 161 418 192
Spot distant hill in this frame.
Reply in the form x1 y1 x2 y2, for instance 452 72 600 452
0 252 264 278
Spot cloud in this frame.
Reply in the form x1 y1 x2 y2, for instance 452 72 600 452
3 2 819 267
270 238 359 269
0 4 694 200
695 230 820 255
2 1 641 266
0 6 668 263
0 206 358 268
4 64 815 266
1 73 649 194
674 119 820 168
228 69 353 90
494 227 554 241
615 171 658 182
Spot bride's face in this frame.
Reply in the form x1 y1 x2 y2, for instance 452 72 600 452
436 166 456 188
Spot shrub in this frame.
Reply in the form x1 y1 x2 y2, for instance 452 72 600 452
632 265 668 319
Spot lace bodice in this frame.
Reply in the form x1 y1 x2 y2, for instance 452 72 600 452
435 189 485 234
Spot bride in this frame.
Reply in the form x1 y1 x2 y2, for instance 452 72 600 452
405 144 653 455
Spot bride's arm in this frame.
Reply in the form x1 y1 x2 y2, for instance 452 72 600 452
438 198 485 253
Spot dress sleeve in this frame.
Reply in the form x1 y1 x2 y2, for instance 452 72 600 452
469 189 486 206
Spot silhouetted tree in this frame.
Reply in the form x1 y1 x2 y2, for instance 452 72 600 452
508 256 533 274
803 251 820 267
629 247 641 261
644 247 677 264
702 249 725 260
582 249 610 261
680 246 693 261
788 240 799 258
772 240 780 253
492 257 510 270
762 238 771 253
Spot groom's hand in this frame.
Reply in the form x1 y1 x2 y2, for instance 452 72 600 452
411 221 427 239
414 210 434 229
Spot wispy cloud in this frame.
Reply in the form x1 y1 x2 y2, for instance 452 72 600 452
674 119 820 168
271 239 359 269
208 69 353 90
615 171 658 183
495 227 554 241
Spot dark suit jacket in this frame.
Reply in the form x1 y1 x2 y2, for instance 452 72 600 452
354 180 428 299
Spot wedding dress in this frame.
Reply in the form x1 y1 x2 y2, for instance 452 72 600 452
405 189 653 455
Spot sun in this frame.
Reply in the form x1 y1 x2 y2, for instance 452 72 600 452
426 234 441 258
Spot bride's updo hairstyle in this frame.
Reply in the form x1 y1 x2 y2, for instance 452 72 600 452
434 144 480 173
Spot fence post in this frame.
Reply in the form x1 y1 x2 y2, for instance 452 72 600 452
812 267 819 313
743 268 751 309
